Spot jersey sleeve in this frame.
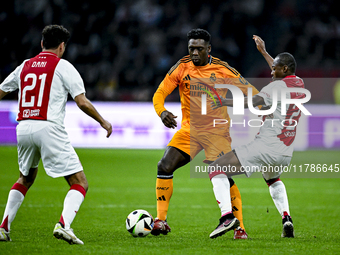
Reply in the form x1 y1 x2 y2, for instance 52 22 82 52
0 61 26 93
257 80 286 106
235 79 260 97
57 59 86 99
153 64 182 117
220 63 259 97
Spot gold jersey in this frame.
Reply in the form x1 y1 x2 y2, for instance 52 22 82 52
153 55 259 136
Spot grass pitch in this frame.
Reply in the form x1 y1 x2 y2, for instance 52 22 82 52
0 146 339 255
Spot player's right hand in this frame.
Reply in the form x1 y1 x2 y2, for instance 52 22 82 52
257 106 274 119
101 120 112 138
161 111 177 129
211 95 223 109
211 95 231 109
253 35 266 54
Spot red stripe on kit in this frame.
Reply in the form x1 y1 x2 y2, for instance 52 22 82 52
70 184 86 197
208 171 227 180
266 178 281 187
0 216 9 231
11 183 28 196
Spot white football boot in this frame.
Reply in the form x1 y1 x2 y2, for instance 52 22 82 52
53 223 84 245
0 228 11 241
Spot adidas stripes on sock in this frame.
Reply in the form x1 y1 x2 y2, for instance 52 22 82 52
156 178 173 221
230 182 245 230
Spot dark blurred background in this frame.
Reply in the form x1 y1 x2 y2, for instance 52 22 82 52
0 0 339 103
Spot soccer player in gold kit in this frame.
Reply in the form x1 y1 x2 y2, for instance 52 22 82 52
152 28 259 239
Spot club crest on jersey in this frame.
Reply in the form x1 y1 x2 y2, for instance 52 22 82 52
210 73 216 82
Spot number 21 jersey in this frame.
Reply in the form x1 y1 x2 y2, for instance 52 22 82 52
0 52 85 126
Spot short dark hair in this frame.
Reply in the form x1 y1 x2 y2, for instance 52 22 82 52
42 25 70 50
276 52 296 73
187 28 211 44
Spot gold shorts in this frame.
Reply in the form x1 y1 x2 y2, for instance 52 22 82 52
167 128 232 163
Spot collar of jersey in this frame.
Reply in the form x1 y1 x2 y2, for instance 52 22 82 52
284 75 296 78
191 55 212 68
39 52 58 58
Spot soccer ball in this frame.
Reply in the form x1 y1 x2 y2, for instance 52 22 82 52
126 209 154 237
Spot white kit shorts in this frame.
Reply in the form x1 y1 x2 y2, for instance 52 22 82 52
235 139 291 180
16 120 83 178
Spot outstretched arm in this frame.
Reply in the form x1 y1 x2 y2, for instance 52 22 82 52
212 94 265 109
0 89 10 101
253 35 274 70
74 93 112 137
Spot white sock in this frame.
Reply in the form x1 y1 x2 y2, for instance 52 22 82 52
269 180 290 217
60 189 85 229
211 174 232 216
1 189 25 231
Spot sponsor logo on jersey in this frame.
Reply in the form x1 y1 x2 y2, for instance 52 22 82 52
190 82 222 107
22 109 40 118
283 131 296 137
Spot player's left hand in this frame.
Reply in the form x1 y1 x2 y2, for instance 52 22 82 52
101 120 113 138
253 35 267 54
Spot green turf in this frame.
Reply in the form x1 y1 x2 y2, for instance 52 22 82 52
0 147 339 255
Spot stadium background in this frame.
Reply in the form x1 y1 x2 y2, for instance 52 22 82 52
0 0 339 103
1 0 340 151
0 1 340 254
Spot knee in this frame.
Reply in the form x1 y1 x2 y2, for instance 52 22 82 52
17 167 38 189
17 176 34 190
157 159 174 175
77 177 88 192
66 171 88 192
17 179 34 190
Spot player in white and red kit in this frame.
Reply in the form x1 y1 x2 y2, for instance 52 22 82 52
0 25 112 244
208 35 306 239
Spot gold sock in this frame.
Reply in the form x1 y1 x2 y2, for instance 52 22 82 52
230 183 245 230
156 178 173 221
